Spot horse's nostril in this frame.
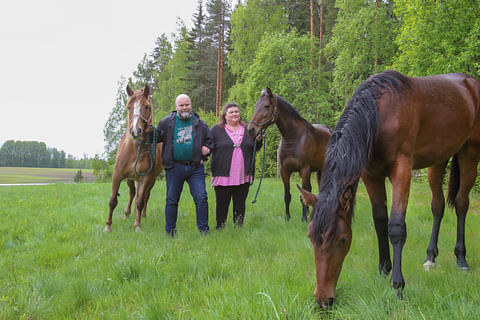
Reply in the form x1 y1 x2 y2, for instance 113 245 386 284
327 297 335 306
316 297 335 309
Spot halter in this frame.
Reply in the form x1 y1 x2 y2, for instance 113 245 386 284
249 102 278 130
129 106 153 128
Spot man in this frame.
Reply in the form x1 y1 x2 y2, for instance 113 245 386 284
157 94 212 236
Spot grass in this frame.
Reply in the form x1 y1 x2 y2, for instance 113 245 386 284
0 167 95 184
0 177 479 319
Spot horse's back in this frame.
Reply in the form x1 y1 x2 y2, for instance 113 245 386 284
374 72 480 170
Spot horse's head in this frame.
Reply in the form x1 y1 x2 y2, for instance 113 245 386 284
126 85 153 141
247 88 277 138
299 185 354 309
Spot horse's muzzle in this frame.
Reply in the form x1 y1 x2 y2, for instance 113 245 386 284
129 127 143 140
247 125 258 138
317 297 335 309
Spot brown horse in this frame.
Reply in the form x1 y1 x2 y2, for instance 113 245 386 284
248 88 331 222
105 85 163 232
299 70 480 308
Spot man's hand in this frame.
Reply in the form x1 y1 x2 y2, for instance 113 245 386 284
202 146 210 156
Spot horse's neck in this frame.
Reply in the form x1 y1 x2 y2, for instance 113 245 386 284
275 101 305 140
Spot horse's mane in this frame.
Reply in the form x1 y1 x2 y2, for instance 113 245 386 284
275 95 304 119
310 70 410 246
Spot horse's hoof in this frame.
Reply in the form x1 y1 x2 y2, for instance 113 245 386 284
134 226 141 232
104 225 112 232
457 262 469 271
423 260 436 271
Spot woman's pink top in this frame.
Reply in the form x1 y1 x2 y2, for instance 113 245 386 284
212 125 251 186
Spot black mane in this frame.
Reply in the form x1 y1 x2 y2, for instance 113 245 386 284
310 70 410 246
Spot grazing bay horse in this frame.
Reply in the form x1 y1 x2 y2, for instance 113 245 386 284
248 88 331 222
105 85 163 232
300 70 480 308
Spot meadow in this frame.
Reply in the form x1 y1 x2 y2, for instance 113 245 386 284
0 167 95 184
1 176 479 319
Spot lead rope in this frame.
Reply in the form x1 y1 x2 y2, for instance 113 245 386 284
134 125 157 176
251 129 266 204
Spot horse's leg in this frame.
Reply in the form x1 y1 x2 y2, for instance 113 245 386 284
106 173 122 232
424 163 447 269
361 172 391 275
134 181 147 232
388 157 413 295
280 168 292 221
299 167 312 223
124 179 135 218
451 151 478 270
141 180 155 218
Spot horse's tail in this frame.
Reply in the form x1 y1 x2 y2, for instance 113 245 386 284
447 154 460 208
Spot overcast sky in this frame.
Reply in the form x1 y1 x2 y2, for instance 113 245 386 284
0 0 197 159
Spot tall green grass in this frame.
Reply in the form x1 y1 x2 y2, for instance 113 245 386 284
1 178 479 319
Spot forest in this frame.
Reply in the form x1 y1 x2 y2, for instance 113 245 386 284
102 0 480 177
0 140 94 169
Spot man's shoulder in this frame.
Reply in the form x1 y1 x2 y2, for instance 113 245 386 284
192 112 208 126
159 112 176 123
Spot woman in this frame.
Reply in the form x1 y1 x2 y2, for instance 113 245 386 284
210 102 262 229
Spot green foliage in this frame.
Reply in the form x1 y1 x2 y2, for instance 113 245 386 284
237 31 336 177
228 0 289 81
155 23 193 117
73 170 84 183
0 140 93 169
393 0 480 77
325 0 397 105
1 180 480 318
103 76 128 161
92 154 112 182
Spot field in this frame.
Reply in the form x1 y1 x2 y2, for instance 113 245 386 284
1 177 480 319
0 167 95 184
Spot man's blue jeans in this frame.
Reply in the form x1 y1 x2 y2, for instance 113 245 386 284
165 162 209 234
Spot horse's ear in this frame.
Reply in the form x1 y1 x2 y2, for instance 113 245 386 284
339 186 354 213
126 85 134 97
143 85 150 98
297 184 317 207
266 87 273 98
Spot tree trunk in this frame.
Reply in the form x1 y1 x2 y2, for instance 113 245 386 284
215 11 224 118
318 1 324 80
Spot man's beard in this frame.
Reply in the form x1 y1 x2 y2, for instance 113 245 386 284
179 111 191 120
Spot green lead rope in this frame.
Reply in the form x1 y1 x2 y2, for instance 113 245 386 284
251 129 266 204
134 126 158 176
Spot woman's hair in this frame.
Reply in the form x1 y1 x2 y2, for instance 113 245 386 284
218 102 245 127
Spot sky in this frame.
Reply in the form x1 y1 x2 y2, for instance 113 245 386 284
0 0 198 159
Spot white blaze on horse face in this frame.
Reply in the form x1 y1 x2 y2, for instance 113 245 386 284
132 100 141 136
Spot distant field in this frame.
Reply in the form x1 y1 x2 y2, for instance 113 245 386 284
0 167 95 184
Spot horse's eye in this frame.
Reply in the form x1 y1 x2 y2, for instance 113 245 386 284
340 236 348 245
264 105 270 108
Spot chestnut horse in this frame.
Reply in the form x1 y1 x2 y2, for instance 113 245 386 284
248 88 331 222
300 70 480 308
105 85 163 232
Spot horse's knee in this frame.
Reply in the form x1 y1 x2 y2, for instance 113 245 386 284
388 215 406 245
109 197 118 210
